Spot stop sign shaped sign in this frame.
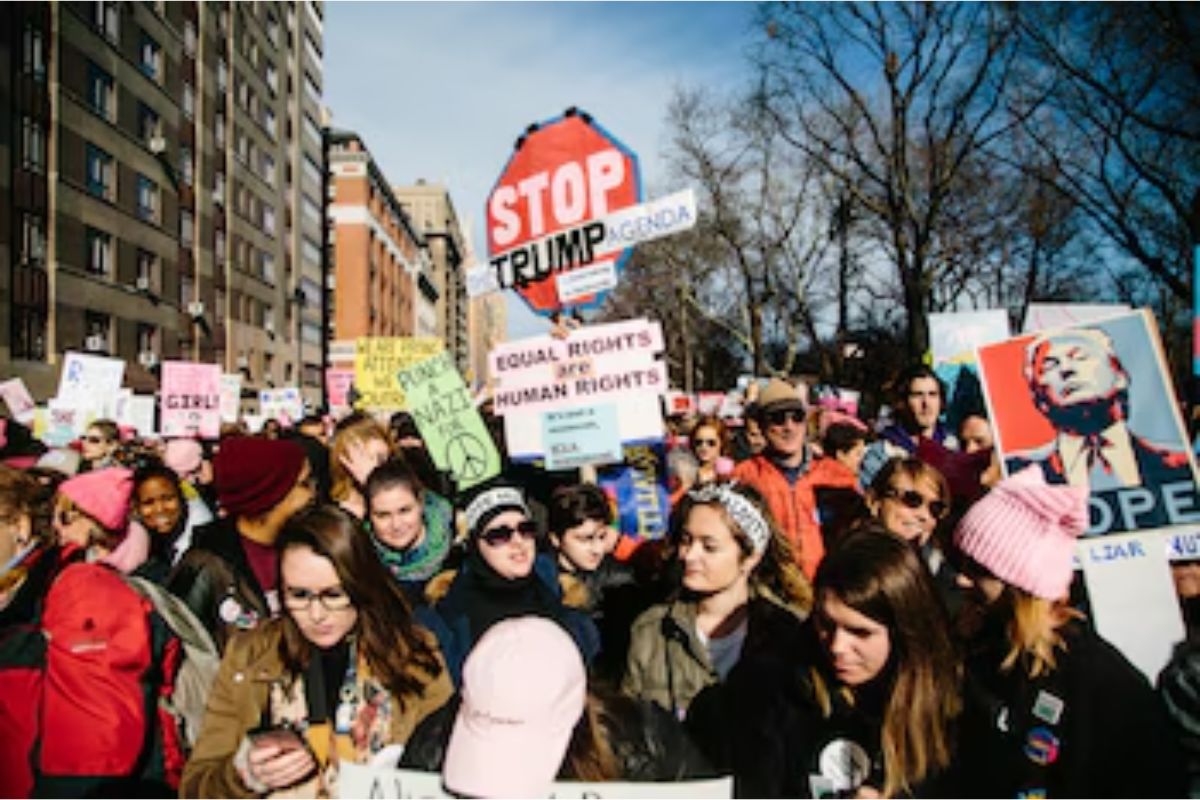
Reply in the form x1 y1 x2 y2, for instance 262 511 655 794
486 109 641 316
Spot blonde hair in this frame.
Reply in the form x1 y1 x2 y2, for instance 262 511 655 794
1000 586 1083 678
329 413 391 503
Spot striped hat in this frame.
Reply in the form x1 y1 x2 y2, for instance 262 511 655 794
953 465 1088 600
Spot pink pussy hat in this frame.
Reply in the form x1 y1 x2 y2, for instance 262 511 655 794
58 466 134 533
953 465 1089 600
443 616 586 798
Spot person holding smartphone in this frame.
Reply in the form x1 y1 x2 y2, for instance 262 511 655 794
180 506 452 798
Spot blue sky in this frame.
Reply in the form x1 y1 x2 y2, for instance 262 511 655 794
324 1 760 338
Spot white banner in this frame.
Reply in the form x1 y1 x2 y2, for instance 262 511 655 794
337 762 732 799
56 351 125 417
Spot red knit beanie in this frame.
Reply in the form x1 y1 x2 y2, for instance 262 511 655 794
214 437 307 518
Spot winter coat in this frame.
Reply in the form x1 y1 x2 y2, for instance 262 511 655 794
734 453 857 579
415 552 600 686
180 618 452 798
1159 637 1200 798
167 517 273 654
957 616 1185 798
561 555 659 685
400 687 716 782
622 594 806 719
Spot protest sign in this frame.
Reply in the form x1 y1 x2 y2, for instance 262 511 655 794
1022 302 1129 334
486 109 641 316
325 368 355 409
1169 527 1200 560
978 308 1200 537
489 319 665 416
928 309 1011 364
122 395 157 437
505 394 664 463
398 351 501 491
337 762 733 799
260 387 304 424
56 351 124 417
0 378 36 422
542 404 623 471
354 337 443 411
160 361 221 438
1079 530 1185 681
664 390 696 417
597 443 671 543
42 399 88 446
219 373 242 424
811 385 861 418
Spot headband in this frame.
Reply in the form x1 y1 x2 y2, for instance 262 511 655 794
464 486 530 534
687 483 771 553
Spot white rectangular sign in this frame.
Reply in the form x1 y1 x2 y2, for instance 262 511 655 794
506 393 665 462
0 378 36 422
56 351 125 416
220 373 243 423
556 259 618 304
928 308 1011 364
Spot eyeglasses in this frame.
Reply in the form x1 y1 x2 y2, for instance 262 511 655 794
480 519 538 547
282 586 353 612
83 435 107 445
692 438 719 448
765 409 805 427
882 487 948 520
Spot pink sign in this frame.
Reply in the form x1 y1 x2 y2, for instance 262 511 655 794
160 361 221 438
326 368 355 408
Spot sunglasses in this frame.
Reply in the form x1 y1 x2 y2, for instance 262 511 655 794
692 438 719 448
882 487 948 519
480 519 538 546
83 435 108 445
765 409 806 427
57 507 81 526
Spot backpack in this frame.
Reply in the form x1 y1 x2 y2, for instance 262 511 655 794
0 563 220 796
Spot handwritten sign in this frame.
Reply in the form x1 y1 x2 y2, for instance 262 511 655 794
0 378 36 422
56 351 125 417
542 404 623 471
123 395 157 437
260 387 304 424
506 393 664 464
220 373 242 423
326 368 355 409
1079 530 1184 681
160 361 221 438
354 337 444 411
337 762 733 799
397 351 501 491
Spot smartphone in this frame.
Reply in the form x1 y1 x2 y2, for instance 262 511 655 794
247 724 306 753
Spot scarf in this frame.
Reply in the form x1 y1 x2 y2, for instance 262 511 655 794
457 547 562 648
370 491 454 583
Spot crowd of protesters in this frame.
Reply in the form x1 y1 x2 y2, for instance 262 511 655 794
0 361 1198 798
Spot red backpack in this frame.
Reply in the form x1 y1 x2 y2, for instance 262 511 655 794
0 562 218 796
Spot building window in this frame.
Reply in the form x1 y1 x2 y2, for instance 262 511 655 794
12 308 47 361
302 195 321 227
85 142 114 199
88 61 115 121
261 153 276 187
302 236 321 269
20 213 46 265
215 288 226 323
182 82 195 119
303 71 321 106
264 108 276 140
138 103 161 146
265 62 278 95
217 58 228 92
137 323 157 356
180 274 193 307
180 209 194 246
84 312 112 352
302 154 322 188
215 230 226 263
140 33 162 83
261 253 276 283
23 24 45 80
85 227 112 275
180 146 193 187
263 204 276 236
21 117 45 173
183 20 196 57
137 174 160 223
136 248 157 291
266 13 280 46
94 1 120 43
302 113 322 147
237 130 248 163
214 170 225 204
215 112 226 148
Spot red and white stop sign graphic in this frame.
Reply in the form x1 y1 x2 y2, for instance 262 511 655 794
486 110 641 316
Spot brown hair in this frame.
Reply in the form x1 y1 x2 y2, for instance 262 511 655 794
672 482 813 614
813 525 960 797
689 415 731 458
0 465 54 546
329 413 391 503
276 505 443 706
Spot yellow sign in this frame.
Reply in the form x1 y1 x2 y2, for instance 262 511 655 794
353 337 443 411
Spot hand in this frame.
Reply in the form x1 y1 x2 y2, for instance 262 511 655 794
855 785 882 799
340 440 386 485
246 742 316 790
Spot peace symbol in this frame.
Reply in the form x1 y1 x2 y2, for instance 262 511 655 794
445 432 491 481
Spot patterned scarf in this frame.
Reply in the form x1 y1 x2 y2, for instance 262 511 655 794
370 491 454 583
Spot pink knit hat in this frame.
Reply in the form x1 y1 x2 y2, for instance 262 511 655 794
443 617 586 798
163 438 204 480
58 467 134 533
953 465 1088 599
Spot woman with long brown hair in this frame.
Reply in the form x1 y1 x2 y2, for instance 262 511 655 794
689 523 961 797
181 506 452 798
329 413 392 520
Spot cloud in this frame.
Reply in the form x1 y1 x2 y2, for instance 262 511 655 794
325 1 756 337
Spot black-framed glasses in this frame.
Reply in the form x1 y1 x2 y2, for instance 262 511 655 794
765 409 805 427
480 519 538 547
282 585 353 612
882 487 948 520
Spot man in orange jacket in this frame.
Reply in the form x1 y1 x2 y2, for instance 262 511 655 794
733 379 854 579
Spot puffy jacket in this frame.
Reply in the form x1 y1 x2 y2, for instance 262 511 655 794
733 454 858 579
180 618 452 798
622 595 806 719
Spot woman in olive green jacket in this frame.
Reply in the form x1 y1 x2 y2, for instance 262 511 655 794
181 507 452 798
622 483 810 719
